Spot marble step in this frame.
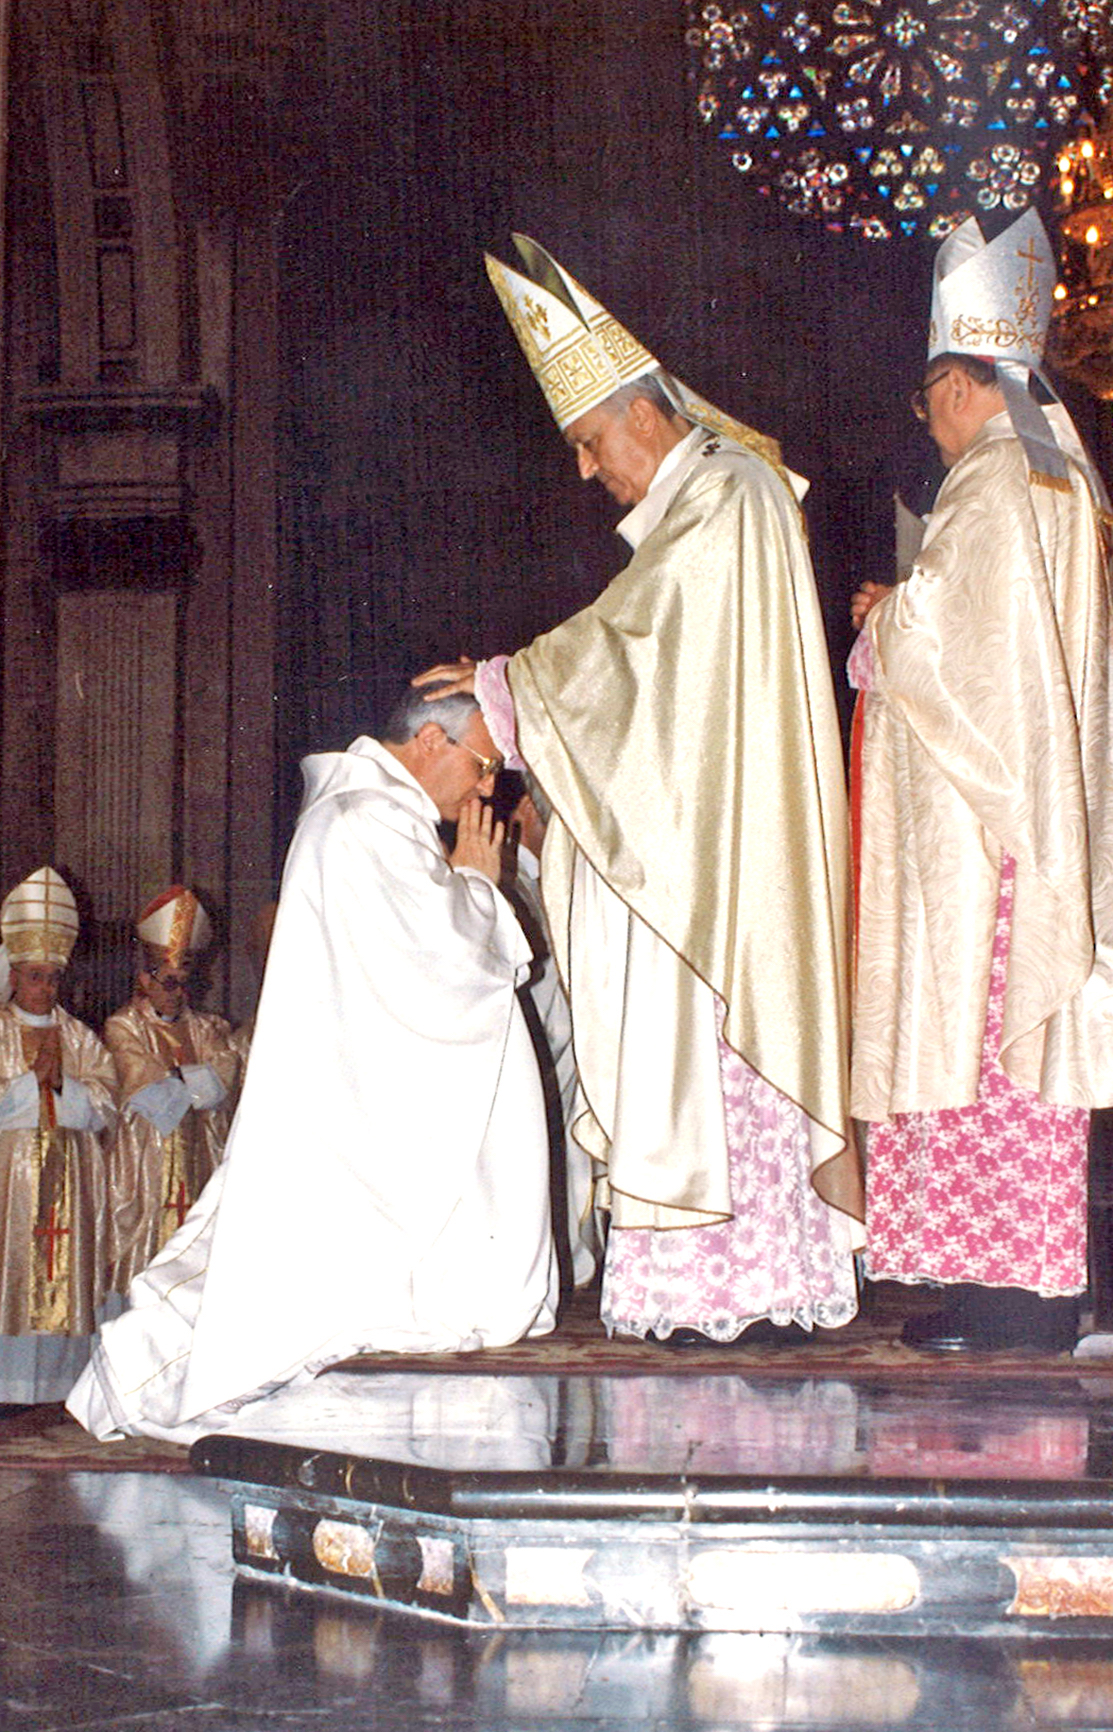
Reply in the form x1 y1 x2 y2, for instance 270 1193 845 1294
193 1428 1113 1636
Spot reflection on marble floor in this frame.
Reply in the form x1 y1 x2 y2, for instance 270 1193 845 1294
0 1470 1111 1728
219 1367 1107 1482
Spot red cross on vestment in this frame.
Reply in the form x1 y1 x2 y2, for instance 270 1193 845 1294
35 1203 69 1282
165 1180 191 1230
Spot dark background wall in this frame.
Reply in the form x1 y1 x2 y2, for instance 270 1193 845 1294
271 0 982 848
5 0 1109 947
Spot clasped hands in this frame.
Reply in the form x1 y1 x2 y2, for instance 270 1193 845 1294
31 1026 63 1092
450 796 504 882
411 656 503 883
849 581 893 632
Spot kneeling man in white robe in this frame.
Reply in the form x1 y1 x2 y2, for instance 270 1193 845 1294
68 685 559 1442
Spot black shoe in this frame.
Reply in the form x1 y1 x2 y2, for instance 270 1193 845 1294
649 1327 723 1348
901 1286 1079 1354
649 1321 811 1348
740 1319 812 1346
900 1309 992 1353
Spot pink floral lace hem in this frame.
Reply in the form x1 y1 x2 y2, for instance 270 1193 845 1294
478 654 859 1339
865 854 1089 1296
602 1008 859 1340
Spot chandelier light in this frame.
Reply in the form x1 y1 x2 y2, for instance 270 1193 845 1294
1047 106 1113 397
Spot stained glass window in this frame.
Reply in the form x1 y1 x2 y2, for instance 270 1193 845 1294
1058 0 1113 109
685 1 1103 240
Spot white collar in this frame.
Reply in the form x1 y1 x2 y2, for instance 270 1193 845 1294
12 1005 55 1027
616 426 705 551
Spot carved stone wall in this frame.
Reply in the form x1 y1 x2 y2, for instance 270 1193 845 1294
1 0 280 1021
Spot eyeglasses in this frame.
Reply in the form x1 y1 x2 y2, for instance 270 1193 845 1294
446 735 503 780
910 369 955 421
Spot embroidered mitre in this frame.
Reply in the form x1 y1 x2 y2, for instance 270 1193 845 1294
136 886 212 970
926 210 1094 491
928 208 1054 372
0 866 79 966
485 233 799 495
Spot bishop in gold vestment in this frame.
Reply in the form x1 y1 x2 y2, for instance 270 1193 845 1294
0 868 118 1401
419 236 863 1341
106 887 239 1292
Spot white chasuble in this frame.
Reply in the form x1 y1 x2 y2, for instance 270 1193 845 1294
69 739 557 1441
854 416 1113 1118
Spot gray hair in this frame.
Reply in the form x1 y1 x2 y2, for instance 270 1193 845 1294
934 351 998 389
602 370 686 423
381 681 480 745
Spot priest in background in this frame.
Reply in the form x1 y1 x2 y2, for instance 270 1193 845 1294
0 868 117 1402
68 684 557 1442
104 887 239 1294
850 210 1113 1353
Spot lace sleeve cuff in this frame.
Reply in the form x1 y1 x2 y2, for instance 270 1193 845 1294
847 629 876 693
475 655 526 770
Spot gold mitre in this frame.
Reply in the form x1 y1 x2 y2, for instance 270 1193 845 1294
485 236 656 430
486 234 794 491
136 885 211 970
0 866 79 966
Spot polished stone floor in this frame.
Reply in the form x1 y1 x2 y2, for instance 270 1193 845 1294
3 1467 1113 1729
215 1363 1113 1480
6 1371 1113 1726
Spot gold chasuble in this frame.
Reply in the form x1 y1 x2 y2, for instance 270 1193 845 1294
0 1007 118 1336
507 435 863 1237
105 995 239 1289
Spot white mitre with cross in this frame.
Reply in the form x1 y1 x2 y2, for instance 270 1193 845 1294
927 209 1106 500
928 207 1054 374
485 233 804 499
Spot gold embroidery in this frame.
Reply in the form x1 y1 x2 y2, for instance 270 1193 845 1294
29 1128 73 1332
949 232 1049 358
160 1126 190 1252
165 891 197 971
1030 469 1075 495
522 294 550 341
951 313 1023 350
1014 233 1048 344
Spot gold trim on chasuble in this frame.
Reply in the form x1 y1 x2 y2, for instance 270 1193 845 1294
29 1127 75 1332
165 891 197 971
149 1019 206 1251
19 1026 75 1330
159 1114 213 1253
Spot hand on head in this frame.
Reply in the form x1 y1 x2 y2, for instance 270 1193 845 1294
412 657 477 699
